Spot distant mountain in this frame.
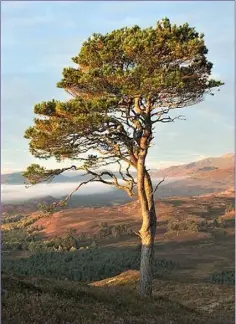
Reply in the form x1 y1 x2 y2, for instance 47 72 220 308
1 172 26 185
152 153 234 178
1 172 81 185
1 170 134 185
155 154 234 198
2 153 234 212
2 153 234 187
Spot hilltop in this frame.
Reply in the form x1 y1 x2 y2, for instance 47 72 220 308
1 153 234 213
152 153 234 178
2 153 234 185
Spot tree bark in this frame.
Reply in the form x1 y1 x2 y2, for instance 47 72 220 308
140 174 156 297
137 154 156 297
140 225 155 297
135 97 156 297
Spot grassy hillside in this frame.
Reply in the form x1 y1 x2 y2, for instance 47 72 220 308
2 191 235 324
2 268 234 324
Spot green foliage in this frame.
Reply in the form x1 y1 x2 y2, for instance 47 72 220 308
95 222 133 239
2 248 178 282
58 19 223 98
197 220 209 231
212 217 225 228
2 213 44 232
24 18 223 185
1 214 175 281
53 233 79 251
167 218 199 234
2 218 134 255
2 214 25 224
2 213 46 252
211 270 235 286
225 204 234 214
37 202 57 215
2 229 40 251
23 164 58 184
27 224 45 234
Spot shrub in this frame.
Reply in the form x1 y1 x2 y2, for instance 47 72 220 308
211 270 235 285
213 217 225 228
95 223 133 240
198 220 209 231
51 233 79 251
90 241 98 249
225 204 235 214
167 218 199 235
2 248 178 282
2 215 25 224
2 228 40 252
2 214 43 232
27 225 45 234
77 233 87 241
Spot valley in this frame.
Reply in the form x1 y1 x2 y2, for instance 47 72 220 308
1 153 235 324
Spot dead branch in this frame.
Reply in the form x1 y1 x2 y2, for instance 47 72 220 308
152 177 165 197
153 115 186 123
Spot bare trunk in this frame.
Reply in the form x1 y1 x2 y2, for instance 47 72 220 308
140 221 155 297
136 99 156 297
137 156 156 297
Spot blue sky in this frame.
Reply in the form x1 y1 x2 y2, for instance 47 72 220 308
1 1 234 174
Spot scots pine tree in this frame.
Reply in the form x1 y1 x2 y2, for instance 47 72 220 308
24 18 223 296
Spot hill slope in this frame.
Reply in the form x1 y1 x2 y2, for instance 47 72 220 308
156 167 234 198
152 153 234 178
2 271 234 324
2 153 233 185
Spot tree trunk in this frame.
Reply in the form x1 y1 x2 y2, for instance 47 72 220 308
140 224 155 297
136 103 156 296
137 156 156 297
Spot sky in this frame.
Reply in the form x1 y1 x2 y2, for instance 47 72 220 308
1 1 235 174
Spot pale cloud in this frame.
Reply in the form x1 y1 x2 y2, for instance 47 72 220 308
1 168 24 174
147 160 185 170
1 160 25 174
38 54 76 71
2 11 54 28
1 76 36 103
1 1 34 11
210 73 223 81
192 105 234 129
1 149 28 153
146 151 209 170
1 2 77 31
1 182 112 202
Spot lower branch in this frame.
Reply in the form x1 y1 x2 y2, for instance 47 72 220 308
37 167 136 215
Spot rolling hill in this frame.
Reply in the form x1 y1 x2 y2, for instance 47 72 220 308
1 153 234 209
2 153 234 185
152 153 234 178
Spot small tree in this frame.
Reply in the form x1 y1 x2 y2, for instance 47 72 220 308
24 18 223 297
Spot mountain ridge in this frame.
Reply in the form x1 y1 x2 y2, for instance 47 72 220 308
1 153 234 185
